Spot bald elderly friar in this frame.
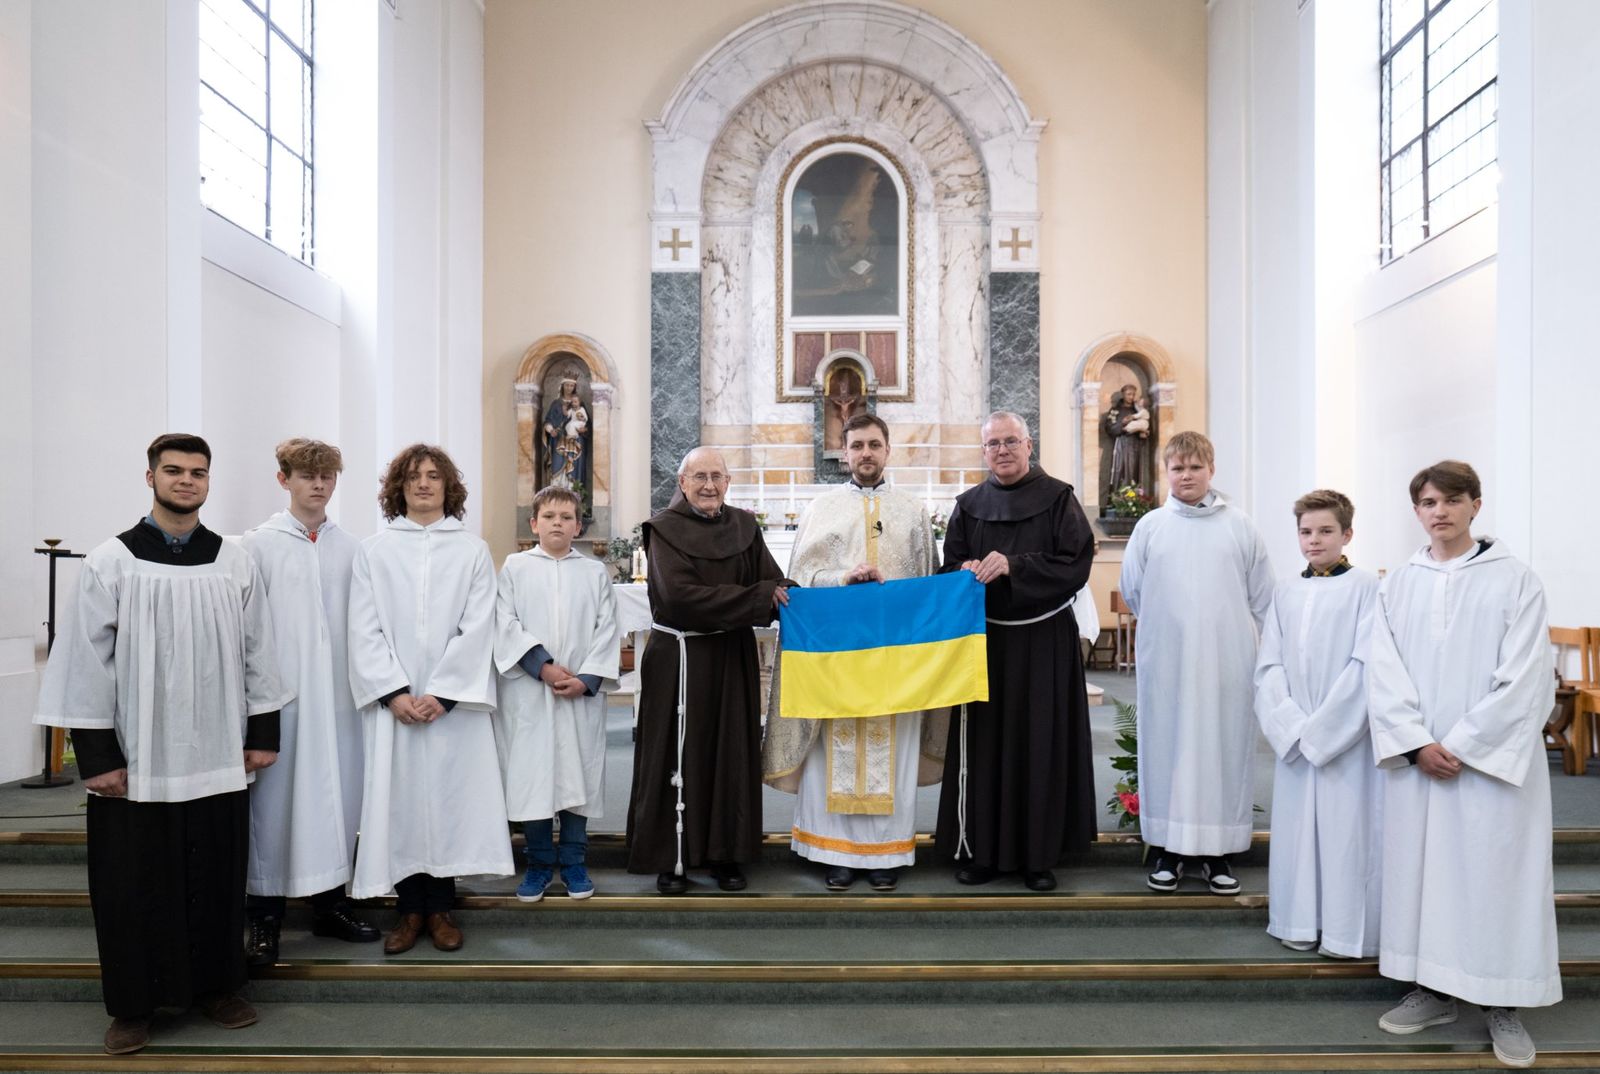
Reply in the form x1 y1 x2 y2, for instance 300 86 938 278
676 447 731 517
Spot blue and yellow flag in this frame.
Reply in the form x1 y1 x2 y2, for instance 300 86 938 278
777 572 988 719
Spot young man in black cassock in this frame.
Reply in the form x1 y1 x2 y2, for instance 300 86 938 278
34 434 290 1055
936 411 1097 891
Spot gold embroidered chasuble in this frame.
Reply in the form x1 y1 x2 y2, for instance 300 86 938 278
763 483 949 813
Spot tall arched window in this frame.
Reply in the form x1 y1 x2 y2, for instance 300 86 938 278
199 0 315 263
778 140 913 401
1380 0 1498 264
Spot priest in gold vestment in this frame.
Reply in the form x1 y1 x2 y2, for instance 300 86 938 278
763 414 948 891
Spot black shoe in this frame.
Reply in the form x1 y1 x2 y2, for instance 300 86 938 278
955 863 996 885
656 871 689 895
1201 856 1241 895
711 862 747 892
1024 870 1057 891
1146 852 1183 893
312 905 381 943
245 915 279 967
867 868 899 891
824 866 856 891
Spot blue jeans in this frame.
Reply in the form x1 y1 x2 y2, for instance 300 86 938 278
523 812 588 867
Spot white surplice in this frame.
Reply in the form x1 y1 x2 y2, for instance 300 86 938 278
1120 492 1274 855
492 546 619 822
764 483 943 869
1368 539 1560 1008
1254 568 1382 956
347 516 512 899
240 512 364 898
35 537 291 802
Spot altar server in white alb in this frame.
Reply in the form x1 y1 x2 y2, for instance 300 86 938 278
763 414 946 892
36 434 291 1056
240 439 379 968
348 444 512 955
1120 430 1273 896
494 484 619 903
1254 489 1381 959
1368 460 1558 1069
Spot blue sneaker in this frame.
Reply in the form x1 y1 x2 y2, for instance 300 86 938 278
516 865 554 903
560 863 595 900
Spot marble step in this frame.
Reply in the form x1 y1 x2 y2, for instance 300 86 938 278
2 991 1600 1074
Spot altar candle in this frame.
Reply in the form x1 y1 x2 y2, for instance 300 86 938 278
788 470 796 512
757 468 766 511
924 468 935 512
632 548 646 580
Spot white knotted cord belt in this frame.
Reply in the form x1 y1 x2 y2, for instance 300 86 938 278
956 595 1078 862
650 623 727 877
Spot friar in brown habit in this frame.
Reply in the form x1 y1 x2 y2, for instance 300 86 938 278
626 446 793 893
935 412 1097 892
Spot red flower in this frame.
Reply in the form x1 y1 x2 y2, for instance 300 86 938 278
1118 791 1140 816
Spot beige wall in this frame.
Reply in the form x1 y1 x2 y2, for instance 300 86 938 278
483 0 1208 563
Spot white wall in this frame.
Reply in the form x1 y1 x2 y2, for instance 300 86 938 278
6 0 486 782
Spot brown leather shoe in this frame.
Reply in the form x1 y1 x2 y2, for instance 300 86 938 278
427 911 463 951
197 993 258 1029
103 1017 150 1055
384 912 425 955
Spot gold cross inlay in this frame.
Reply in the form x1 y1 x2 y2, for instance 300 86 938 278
999 227 1033 261
658 227 693 261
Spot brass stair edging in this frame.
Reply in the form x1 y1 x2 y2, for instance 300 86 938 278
4 1049 1600 1072
5 958 1600 982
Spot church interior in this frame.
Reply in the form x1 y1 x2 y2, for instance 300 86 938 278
3 0 1600 1068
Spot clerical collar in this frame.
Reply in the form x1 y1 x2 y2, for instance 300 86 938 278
142 514 197 546
849 478 885 490
1302 556 1352 578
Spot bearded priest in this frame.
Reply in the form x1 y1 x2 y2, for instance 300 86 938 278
763 414 947 892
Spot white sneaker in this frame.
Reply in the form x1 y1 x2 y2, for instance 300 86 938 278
1279 937 1318 952
1378 989 1459 1035
1201 856 1240 895
1316 945 1356 960
1146 854 1183 892
1485 1008 1536 1068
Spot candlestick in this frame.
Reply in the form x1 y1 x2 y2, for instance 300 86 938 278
632 548 647 584
757 468 765 512
788 470 796 512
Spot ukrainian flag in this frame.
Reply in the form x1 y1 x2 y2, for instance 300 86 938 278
778 572 989 719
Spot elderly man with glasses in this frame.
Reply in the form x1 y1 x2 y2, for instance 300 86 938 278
626 447 793 893
934 412 1097 891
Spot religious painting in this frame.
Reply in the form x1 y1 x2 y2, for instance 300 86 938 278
537 358 593 522
789 152 900 318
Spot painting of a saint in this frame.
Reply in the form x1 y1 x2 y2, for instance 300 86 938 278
791 153 900 318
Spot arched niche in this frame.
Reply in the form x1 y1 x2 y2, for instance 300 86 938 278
813 350 877 483
1072 332 1179 534
513 333 620 547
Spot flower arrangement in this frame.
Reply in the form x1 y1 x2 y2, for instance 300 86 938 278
1104 484 1156 520
929 510 949 540
1105 697 1139 831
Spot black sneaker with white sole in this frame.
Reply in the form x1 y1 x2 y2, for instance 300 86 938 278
1146 853 1183 892
1202 856 1240 895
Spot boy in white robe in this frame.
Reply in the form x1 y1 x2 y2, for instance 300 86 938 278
240 439 378 967
1254 489 1381 958
1369 460 1558 1068
1120 430 1274 896
348 444 512 955
494 485 619 902
35 434 291 1055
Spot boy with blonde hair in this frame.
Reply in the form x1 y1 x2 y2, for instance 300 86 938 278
1119 431 1274 895
1254 489 1381 957
494 486 619 901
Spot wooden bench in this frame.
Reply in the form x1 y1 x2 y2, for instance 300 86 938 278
1547 626 1599 775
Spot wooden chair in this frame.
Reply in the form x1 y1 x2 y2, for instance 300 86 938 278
1548 627 1600 775
1110 590 1136 672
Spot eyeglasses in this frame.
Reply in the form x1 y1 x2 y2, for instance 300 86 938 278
982 437 1026 452
684 473 730 486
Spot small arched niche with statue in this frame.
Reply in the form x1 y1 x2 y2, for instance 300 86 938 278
1072 332 1178 539
514 333 619 549
813 350 877 483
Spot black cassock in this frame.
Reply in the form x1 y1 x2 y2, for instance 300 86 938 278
935 468 1096 873
626 496 787 873
69 523 278 1019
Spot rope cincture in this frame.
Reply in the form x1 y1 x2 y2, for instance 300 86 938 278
650 622 725 878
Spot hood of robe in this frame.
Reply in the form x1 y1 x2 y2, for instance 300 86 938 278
385 515 466 534
525 543 583 562
1163 490 1229 518
955 466 1073 522
1406 536 1510 572
257 510 336 542
642 491 762 561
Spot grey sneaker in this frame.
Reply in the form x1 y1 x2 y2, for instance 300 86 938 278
1485 1007 1536 1068
1378 988 1458 1034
